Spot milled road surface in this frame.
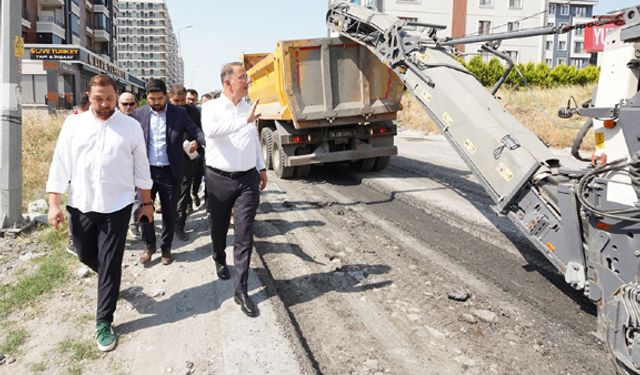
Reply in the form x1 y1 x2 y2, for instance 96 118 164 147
0 130 613 375
252 131 610 374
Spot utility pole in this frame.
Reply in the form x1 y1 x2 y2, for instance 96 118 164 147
0 0 24 228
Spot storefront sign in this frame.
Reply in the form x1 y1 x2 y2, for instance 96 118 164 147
585 25 620 52
30 47 80 60
87 55 126 79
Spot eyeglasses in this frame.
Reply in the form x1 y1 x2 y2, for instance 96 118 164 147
120 102 136 107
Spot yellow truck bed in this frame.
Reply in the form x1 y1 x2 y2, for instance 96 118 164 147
244 37 404 129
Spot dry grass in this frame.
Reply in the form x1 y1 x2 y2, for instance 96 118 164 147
397 84 596 150
22 111 66 209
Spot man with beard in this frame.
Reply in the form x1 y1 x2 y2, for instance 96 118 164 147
133 79 205 266
168 84 202 241
47 74 154 351
186 89 198 107
202 62 267 317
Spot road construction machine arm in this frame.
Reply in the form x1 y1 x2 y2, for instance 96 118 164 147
327 3 640 374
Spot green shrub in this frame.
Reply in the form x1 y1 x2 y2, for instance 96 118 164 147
460 57 599 88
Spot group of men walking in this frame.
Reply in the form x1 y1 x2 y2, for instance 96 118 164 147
46 62 266 352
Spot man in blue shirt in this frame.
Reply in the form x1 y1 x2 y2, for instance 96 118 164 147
133 79 205 266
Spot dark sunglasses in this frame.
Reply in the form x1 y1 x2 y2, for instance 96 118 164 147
120 102 136 107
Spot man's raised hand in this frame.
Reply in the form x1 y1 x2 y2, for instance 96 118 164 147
247 99 261 123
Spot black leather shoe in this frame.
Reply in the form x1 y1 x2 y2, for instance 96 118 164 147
215 262 230 280
176 228 189 241
234 292 258 317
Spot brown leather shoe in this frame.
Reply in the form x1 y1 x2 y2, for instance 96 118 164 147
139 248 155 265
161 249 173 265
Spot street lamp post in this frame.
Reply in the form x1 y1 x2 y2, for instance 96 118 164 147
177 25 193 55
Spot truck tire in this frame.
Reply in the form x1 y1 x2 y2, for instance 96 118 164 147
350 158 375 172
272 130 295 179
296 164 311 178
371 156 390 171
260 127 274 170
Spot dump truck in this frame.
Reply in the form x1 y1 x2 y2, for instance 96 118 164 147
242 37 405 179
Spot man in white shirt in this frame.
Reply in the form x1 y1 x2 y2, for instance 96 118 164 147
201 62 267 317
47 74 154 352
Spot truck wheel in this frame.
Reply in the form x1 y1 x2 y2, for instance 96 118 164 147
371 156 390 171
260 128 274 170
350 158 375 172
272 130 295 179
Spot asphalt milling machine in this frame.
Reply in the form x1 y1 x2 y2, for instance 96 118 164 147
327 2 640 374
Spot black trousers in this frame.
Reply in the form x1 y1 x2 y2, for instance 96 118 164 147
68 204 132 323
192 158 205 197
206 167 260 294
176 157 198 230
142 166 179 251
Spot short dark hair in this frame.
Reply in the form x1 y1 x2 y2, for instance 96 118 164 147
186 89 198 97
168 84 186 96
201 93 213 100
146 79 167 94
88 74 117 93
78 93 90 107
220 62 244 84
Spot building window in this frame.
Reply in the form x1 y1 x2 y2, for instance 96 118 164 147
546 41 553 50
478 20 491 35
575 6 587 17
545 58 552 66
505 50 519 63
561 5 569 16
557 58 566 65
547 22 554 28
479 0 493 7
575 41 584 53
549 4 556 15
558 41 566 51
571 58 585 67
508 0 522 9
507 21 520 32
575 27 584 37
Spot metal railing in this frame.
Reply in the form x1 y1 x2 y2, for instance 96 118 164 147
37 16 65 28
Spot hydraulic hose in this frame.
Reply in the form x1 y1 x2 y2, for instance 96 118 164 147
572 118 593 162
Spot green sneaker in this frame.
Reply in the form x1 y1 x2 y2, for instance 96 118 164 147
95 321 117 352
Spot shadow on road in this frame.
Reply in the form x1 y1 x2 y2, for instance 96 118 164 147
253 262 393 307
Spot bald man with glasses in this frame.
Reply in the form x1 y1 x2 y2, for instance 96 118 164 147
118 92 138 115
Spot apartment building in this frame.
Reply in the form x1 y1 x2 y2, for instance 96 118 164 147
116 0 183 86
20 0 145 110
544 1 598 67
345 0 599 66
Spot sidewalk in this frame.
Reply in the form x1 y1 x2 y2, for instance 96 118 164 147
89 207 306 374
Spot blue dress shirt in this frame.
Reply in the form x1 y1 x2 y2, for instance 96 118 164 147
147 106 169 166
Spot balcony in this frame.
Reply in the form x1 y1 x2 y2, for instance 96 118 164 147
38 0 64 7
36 16 66 38
94 26 110 41
22 9 32 28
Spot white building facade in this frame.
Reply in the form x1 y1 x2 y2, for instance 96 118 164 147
347 0 599 66
116 0 183 86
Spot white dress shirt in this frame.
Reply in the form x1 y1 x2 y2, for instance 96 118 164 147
46 109 153 214
201 95 266 172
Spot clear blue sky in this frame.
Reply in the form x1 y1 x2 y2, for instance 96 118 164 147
165 0 329 95
166 0 639 96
